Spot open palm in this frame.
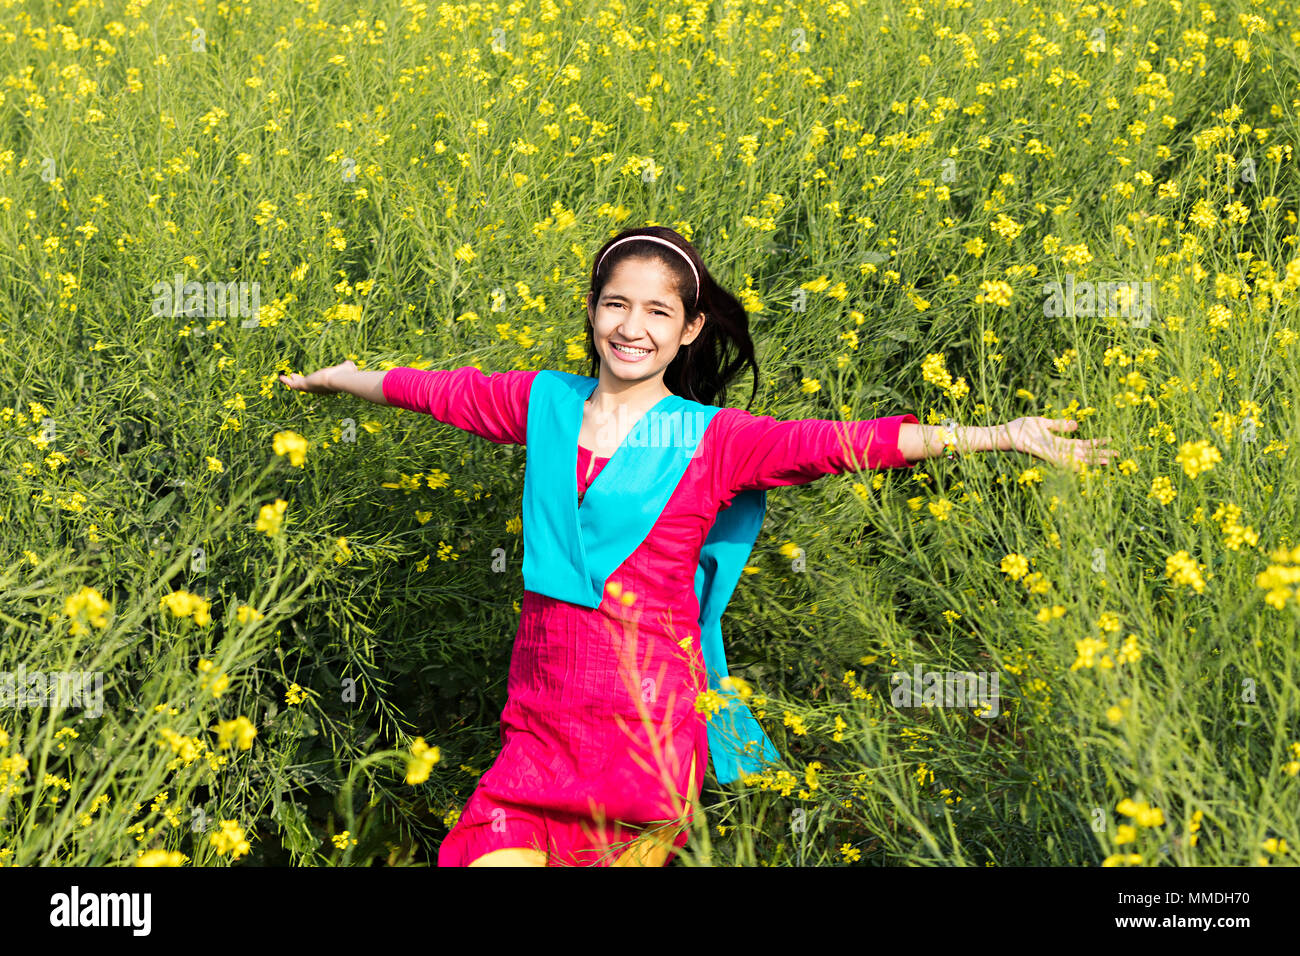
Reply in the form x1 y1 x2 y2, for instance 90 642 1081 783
1007 417 1113 472
279 360 356 394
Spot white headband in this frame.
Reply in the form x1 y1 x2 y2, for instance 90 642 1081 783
595 235 700 309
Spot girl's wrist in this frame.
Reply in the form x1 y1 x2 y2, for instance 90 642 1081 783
991 423 1014 453
942 422 990 457
951 424 1011 455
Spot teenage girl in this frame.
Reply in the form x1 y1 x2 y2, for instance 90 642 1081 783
280 226 1112 866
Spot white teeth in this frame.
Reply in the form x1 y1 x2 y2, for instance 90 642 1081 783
612 343 650 355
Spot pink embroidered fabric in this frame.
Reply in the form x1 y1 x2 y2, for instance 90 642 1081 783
381 365 918 865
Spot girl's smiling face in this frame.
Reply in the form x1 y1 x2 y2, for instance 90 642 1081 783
586 257 704 387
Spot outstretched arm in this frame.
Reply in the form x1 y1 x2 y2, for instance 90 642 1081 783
280 360 388 404
281 360 536 445
898 418 1113 472
715 408 919 494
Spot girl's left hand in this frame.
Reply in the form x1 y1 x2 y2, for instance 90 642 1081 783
1006 417 1113 472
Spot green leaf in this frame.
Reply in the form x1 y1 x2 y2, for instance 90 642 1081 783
273 799 318 857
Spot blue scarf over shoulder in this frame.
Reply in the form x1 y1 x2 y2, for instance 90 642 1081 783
520 369 779 785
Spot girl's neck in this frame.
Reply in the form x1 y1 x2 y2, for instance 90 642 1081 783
585 372 673 416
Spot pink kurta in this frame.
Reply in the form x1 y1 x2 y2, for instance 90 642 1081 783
381 365 918 865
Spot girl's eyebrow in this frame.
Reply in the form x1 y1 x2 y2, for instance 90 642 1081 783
600 292 675 310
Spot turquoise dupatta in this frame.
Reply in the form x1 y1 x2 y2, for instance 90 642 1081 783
520 369 779 785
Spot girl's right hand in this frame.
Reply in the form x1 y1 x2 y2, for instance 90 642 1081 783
279 360 357 394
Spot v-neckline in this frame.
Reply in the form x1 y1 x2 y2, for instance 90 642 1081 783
577 385 677 507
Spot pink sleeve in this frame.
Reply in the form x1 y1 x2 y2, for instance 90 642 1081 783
712 407 919 494
381 366 538 445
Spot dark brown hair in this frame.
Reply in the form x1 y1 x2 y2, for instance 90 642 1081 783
585 226 759 410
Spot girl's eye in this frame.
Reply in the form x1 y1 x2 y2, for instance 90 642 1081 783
607 302 665 315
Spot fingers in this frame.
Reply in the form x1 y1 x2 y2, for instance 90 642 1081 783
1074 438 1112 466
1073 446 1112 467
1027 425 1116 469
